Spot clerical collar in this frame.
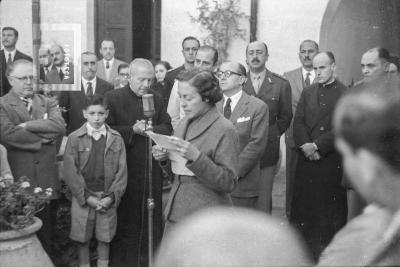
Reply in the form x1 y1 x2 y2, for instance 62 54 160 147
322 78 336 87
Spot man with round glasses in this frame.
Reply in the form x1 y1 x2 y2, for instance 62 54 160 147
216 61 269 209
0 59 66 258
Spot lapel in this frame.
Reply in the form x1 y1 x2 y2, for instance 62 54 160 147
216 99 223 114
294 67 304 94
6 90 33 121
105 126 117 153
97 61 106 80
177 106 220 142
31 94 46 119
243 73 256 96
257 70 274 98
111 59 119 80
230 92 249 124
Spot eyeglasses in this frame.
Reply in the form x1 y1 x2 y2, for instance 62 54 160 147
10 75 38 83
214 70 243 79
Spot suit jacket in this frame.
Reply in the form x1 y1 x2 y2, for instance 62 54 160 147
164 65 185 95
63 124 127 207
1 49 32 96
96 58 126 83
164 106 240 222
284 67 305 148
58 77 113 134
39 64 57 83
216 92 269 197
318 205 400 266
0 90 66 197
243 69 292 167
46 61 74 84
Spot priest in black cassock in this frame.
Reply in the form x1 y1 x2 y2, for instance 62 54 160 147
105 58 172 267
290 52 348 261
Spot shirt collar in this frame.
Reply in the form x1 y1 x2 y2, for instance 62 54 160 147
5 49 16 59
104 58 114 67
223 90 242 112
250 69 267 82
302 67 315 81
86 123 107 138
82 76 97 89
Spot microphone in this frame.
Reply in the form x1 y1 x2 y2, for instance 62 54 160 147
142 94 155 119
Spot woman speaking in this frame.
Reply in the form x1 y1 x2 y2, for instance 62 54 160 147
153 68 240 232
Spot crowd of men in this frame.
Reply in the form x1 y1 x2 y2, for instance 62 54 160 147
1 25 400 266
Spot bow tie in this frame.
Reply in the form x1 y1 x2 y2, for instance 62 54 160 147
90 129 106 140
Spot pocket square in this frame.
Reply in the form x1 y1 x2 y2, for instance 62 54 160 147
237 116 250 123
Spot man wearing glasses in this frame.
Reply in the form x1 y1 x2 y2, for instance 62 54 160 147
113 63 130 89
0 59 65 258
216 61 269 209
244 41 292 213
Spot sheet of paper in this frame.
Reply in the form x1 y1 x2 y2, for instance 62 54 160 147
146 131 178 150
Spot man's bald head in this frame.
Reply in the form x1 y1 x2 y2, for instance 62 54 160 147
155 208 312 267
129 58 154 96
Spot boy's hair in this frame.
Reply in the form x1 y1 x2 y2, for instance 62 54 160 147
84 94 108 110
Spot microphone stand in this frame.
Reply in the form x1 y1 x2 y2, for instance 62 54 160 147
145 118 154 267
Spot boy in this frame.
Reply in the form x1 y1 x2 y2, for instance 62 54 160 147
63 95 127 267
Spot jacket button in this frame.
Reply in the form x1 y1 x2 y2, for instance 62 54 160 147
320 126 325 131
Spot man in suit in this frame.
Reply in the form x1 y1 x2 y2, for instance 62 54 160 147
105 59 172 267
96 39 127 84
283 40 319 218
290 52 347 260
243 41 292 213
1 27 32 96
59 52 113 134
46 44 74 84
39 46 56 82
0 59 65 257
216 61 269 209
346 47 391 221
163 36 200 99
167 45 218 128
318 76 400 266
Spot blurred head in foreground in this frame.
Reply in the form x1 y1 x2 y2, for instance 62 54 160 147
155 207 312 267
334 75 400 210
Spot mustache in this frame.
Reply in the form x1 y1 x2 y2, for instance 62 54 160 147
251 58 260 63
304 56 311 61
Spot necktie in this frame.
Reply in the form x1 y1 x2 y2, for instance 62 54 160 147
86 82 93 96
106 61 110 69
7 53 12 65
254 75 261 94
305 72 311 87
59 69 64 81
44 67 49 75
224 98 232 119
21 97 32 114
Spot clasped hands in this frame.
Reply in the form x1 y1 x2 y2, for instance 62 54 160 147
86 196 113 213
300 142 321 161
152 136 200 162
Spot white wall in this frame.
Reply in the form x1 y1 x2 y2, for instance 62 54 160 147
0 0 33 56
161 0 328 74
0 0 95 56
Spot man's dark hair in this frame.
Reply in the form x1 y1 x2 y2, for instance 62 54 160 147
100 38 116 47
367 47 390 62
334 76 400 172
182 36 200 49
84 94 108 110
118 63 130 74
155 61 172 71
199 45 219 65
2 27 18 38
299 40 319 52
237 62 247 76
177 68 222 104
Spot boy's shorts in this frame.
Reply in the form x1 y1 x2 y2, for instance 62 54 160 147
69 195 117 243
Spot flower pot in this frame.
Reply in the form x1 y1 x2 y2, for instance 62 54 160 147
0 217 53 267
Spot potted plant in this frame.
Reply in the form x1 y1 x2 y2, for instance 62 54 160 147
0 177 54 267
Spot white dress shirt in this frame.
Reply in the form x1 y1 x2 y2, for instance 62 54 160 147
86 123 107 140
103 58 114 81
223 90 242 113
82 77 97 95
302 68 316 84
4 49 16 62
